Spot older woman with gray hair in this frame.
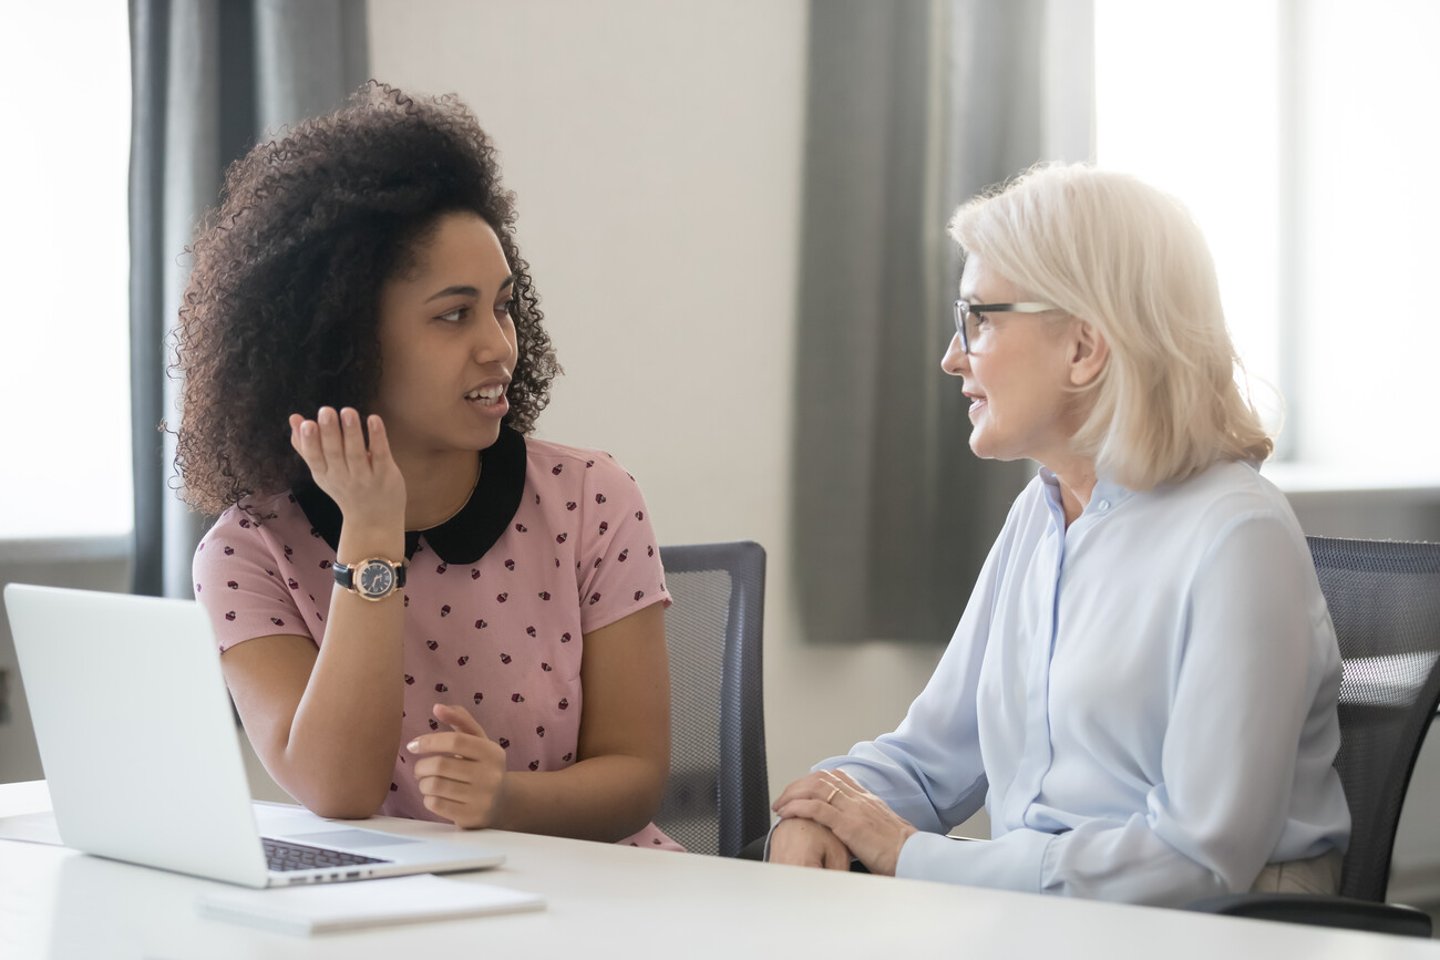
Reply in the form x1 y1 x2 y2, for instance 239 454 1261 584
768 164 1350 906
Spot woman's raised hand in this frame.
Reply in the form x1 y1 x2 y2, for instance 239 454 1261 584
407 704 510 829
288 407 406 529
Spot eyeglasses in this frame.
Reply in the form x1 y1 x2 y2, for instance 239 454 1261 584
952 300 1058 355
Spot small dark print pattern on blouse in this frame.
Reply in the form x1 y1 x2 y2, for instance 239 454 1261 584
191 438 681 851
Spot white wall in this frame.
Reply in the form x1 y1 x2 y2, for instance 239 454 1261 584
366 0 947 797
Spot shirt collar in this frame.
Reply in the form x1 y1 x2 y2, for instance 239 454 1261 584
1037 466 1135 522
292 425 527 565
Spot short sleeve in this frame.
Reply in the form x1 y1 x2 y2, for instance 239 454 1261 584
193 508 312 653
574 454 670 633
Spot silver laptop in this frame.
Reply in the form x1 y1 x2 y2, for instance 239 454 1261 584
3 583 504 887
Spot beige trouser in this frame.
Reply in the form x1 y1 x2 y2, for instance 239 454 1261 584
1248 849 1344 895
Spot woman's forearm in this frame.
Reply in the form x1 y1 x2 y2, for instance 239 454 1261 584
280 624 403 815
491 753 668 841
272 527 407 817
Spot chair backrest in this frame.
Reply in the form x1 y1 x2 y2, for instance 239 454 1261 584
655 541 769 857
1309 536 1440 900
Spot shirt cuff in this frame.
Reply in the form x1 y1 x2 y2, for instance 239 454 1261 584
896 829 1055 894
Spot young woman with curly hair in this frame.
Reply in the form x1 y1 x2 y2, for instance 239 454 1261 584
179 82 679 850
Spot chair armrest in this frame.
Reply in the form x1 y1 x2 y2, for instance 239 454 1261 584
1186 892 1432 938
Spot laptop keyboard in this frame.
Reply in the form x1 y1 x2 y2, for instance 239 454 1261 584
262 837 388 872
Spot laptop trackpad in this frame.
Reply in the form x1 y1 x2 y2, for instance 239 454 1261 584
286 829 421 849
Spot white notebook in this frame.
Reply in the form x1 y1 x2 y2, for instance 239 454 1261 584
196 873 544 935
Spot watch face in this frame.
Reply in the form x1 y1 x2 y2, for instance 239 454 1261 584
358 561 396 597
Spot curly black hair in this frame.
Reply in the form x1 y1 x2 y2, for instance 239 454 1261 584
173 81 559 516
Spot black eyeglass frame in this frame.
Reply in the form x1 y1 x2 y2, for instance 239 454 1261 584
952 300 1058 354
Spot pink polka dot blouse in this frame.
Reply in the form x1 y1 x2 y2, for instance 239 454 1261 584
192 429 680 851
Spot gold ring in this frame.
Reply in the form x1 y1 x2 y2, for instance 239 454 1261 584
826 786 840 803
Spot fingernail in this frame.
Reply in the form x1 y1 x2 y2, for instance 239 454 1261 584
406 739 420 752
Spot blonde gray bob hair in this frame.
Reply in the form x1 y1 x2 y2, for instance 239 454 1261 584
947 162 1273 490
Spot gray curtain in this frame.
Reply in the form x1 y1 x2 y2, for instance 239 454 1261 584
792 0 1093 644
129 0 368 598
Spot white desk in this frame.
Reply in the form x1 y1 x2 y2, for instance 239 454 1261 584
0 780 1431 959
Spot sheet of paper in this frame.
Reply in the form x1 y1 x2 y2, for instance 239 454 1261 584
0 812 62 846
196 873 544 935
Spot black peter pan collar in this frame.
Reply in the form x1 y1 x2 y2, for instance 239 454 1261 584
293 426 527 565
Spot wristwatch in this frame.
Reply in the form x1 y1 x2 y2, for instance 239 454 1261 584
332 557 407 601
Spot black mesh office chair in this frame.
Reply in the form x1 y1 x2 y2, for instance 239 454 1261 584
1190 536 1440 937
654 541 769 857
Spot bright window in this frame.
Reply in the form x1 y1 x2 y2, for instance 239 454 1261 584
1095 0 1440 480
0 4 133 539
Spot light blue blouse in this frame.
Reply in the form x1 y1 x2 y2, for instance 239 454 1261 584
817 460 1351 905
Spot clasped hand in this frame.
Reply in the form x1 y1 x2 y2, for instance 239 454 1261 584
771 770 918 876
406 703 510 829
